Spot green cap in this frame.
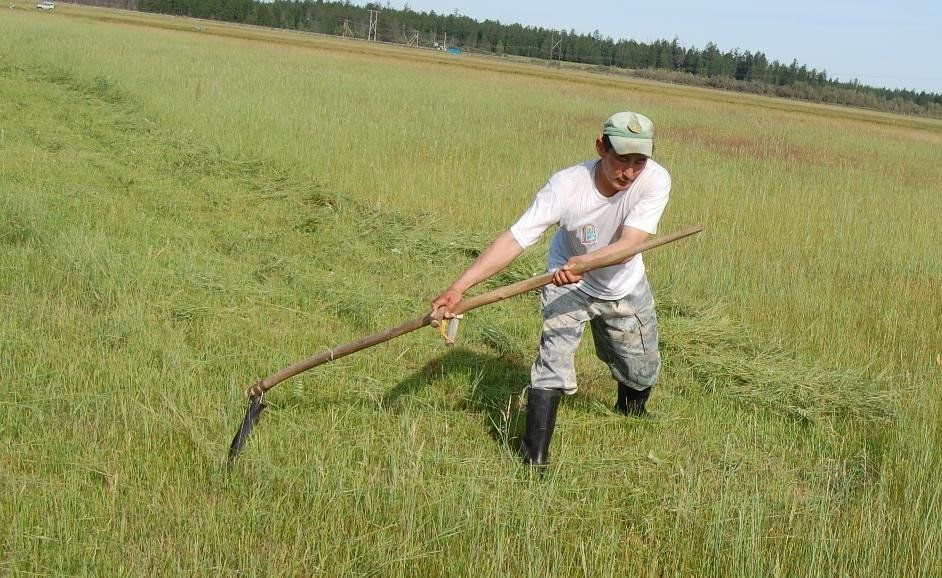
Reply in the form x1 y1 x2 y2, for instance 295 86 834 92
602 111 655 157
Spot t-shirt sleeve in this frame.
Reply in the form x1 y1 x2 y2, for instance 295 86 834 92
509 180 562 249
624 172 671 234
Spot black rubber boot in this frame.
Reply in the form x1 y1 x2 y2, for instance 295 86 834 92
520 388 562 467
615 383 651 417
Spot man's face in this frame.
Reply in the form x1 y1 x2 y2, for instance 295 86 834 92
595 138 648 192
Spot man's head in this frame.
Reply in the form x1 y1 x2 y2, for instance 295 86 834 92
600 111 655 157
593 111 655 195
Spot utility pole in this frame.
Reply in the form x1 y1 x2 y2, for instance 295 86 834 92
342 19 353 39
406 31 419 47
551 33 561 65
367 9 379 42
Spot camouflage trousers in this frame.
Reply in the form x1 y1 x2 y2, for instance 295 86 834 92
531 276 661 394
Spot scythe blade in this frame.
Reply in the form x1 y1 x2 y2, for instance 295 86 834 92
227 394 266 465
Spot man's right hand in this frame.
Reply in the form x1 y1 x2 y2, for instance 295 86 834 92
431 287 463 320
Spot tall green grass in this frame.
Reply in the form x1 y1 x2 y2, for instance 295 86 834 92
1 6 940 575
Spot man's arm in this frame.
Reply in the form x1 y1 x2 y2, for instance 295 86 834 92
552 225 650 285
431 230 524 315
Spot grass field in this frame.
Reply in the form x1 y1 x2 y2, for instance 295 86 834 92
2 4 941 576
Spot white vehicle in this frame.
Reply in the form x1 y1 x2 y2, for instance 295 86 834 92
36 0 54 9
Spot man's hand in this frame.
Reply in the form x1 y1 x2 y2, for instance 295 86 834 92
431 287 463 320
551 227 649 286
429 231 524 319
552 257 585 286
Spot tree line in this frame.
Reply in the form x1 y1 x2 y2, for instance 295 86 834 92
124 0 941 118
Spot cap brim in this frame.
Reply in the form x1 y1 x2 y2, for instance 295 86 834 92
609 136 653 157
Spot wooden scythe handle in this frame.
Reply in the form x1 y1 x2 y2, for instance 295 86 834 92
245 225 703 397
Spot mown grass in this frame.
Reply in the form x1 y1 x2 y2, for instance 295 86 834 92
1 6 940 576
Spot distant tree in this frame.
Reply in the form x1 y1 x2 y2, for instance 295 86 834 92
252 2 272 26
751 52 769 82
670 37 685 70
656 41 672 69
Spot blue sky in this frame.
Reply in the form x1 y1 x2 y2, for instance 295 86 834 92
364 0 942 94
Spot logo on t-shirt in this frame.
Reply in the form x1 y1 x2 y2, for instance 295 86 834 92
580 223 598 245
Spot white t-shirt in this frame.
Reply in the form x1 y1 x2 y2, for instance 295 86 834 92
509 159 671 300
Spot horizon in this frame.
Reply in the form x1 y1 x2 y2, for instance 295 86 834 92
364 0 942 95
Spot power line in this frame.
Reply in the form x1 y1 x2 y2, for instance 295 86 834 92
367 9 379 41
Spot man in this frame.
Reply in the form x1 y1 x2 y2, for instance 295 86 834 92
431 111 671 467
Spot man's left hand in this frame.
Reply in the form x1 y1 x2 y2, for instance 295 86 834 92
552 258 585 286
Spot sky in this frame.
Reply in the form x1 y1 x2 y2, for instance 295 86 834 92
362 0 942 94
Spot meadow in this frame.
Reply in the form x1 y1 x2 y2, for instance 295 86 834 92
1 4 940 575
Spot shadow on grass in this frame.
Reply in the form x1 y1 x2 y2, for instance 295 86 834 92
382 348 531 449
